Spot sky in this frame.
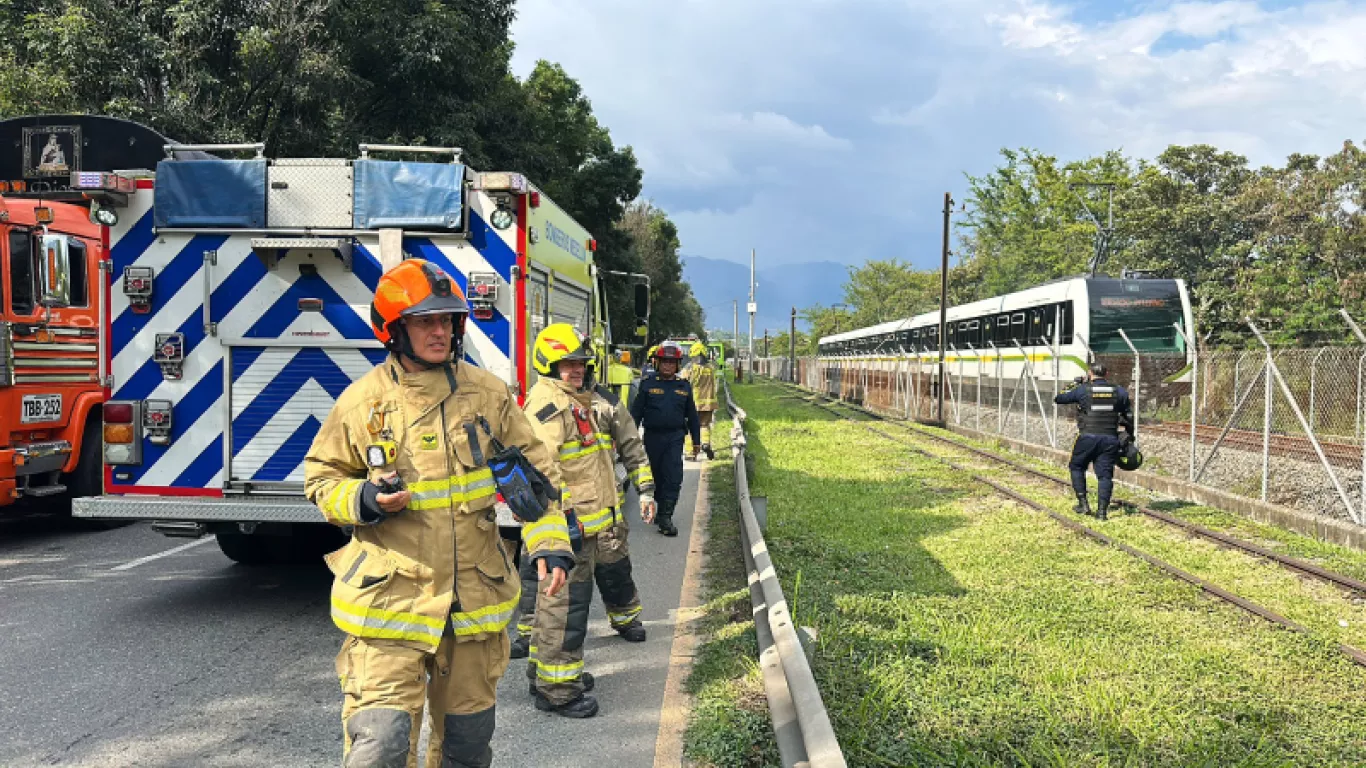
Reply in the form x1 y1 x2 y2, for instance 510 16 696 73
510 0 1366 270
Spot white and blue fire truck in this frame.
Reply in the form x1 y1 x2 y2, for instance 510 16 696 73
73 142 648 564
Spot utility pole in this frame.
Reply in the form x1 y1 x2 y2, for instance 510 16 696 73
1069 182 1116 277
764 329 769 358
748 249 756 382
938 192 952 425
789 306 797 383
733 300 739 381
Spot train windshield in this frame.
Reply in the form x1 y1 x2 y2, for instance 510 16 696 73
1087 279 1187 353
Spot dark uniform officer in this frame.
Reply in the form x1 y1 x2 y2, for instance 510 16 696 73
1054 363 1133 520
630 341 701 537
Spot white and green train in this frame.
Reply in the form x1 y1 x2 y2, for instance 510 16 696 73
817 275 1195 383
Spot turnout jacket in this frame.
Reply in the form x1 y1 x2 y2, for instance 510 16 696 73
592 384 656 506
630 374 702 445
304 357 571 652
683 362 718 412
524 377 620 536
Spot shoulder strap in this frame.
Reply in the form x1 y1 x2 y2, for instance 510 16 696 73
463 422 486 466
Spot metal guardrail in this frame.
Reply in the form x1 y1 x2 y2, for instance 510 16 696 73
723 378 847 768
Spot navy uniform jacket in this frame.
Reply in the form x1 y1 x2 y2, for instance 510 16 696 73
630 374 702 445
1054 377 1133 436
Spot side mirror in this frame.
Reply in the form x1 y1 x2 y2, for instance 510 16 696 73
633 283 650 327
38 234 72 308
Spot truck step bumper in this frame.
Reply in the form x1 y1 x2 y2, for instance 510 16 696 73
73 495 324 523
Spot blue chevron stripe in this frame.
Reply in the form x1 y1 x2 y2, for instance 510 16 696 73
467 210 516 281
255 415 322 481
111 234 227 358
110 360 224 486
352 246 382 291
173 435 224 489
244 272 373 340
404 238 511 351
230 348 367 453
112 254 270 403
110 209 156 275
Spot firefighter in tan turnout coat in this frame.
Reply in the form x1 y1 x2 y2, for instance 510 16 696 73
682 341 719 460
305 260 572 768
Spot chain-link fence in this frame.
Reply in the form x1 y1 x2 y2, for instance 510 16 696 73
756 340 1366 528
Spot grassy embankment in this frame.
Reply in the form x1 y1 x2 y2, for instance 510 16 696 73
684 380 1366 767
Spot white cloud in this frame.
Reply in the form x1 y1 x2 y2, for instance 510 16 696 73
510 0 1366 275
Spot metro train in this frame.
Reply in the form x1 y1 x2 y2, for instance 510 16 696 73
817 275 1195 383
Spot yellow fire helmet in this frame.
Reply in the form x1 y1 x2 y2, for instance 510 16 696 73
533 323 593 376
689 342 708 358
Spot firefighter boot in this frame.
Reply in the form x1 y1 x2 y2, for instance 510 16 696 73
1074 493 1093 517
616 619 647 642
510 633 530 660
703 444 715 460
533 691 600 719
1096 497 1110 521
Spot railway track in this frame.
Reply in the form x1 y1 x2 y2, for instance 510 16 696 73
1144 420 1363 469
775 382 1366 669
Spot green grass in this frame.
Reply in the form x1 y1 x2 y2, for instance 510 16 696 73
687 380 1366 767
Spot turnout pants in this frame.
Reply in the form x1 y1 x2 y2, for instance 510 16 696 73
686 411 715 454
644 429 686 514
517 530 640 705
336 629 509 768
515 520 642 652
1069 434 1121 504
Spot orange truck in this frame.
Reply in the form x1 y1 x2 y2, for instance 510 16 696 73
0 115 173 518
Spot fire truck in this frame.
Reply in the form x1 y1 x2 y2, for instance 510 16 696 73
72 137 650 563
0 115 183 521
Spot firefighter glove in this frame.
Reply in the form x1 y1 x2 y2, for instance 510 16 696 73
358 475 407 524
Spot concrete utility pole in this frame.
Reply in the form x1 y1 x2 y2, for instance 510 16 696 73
733 300 738 380
789 306 797 383
748 249 756 381
764 329 769 358
938 192 952 424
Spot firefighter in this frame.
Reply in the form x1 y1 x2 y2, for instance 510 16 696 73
642 344 659 379
682 342 717 460
518 323 622 718
630 341 701 537
304 259 573 768
1054 363 1133 521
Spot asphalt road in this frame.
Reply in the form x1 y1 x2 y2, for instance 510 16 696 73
0 465 701 768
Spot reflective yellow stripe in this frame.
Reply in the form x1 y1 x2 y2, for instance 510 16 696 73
629 465 653 485
331 597 445 645
559 440 609 461
516 623 533 635
608 606 642 625
323 480 364 525
450 591 520 636
536 658 585 683
523 517 571 550
617 489 626 507
406 470 497 510
579 506 615 535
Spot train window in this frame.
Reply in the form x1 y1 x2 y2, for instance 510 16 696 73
1010 312 1025 343
1060 302 1074 344
994 314 1011 344
1028 308 1044 345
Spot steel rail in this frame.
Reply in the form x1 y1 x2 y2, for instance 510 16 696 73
789 386 1366 669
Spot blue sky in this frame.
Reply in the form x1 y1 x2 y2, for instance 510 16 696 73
511 0 1366 270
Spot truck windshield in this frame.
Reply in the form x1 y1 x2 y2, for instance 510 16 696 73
1087 279 1186 353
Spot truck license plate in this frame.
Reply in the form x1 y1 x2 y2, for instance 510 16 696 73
21 394 62 424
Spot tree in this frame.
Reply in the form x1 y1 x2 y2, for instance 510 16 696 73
841 259 941 328
617 201 704 343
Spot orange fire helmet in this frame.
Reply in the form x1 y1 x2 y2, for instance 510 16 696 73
370 259 469 348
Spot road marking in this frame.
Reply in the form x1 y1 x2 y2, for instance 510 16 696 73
111 537 216 571
654 467 711 768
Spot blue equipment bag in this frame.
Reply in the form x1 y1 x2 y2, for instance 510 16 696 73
153 159 267 228
470 418 559 523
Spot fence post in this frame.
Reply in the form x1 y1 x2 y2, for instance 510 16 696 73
1117 328 1140 443
1263 343 1271 503
1052 308 1062 442
968 343 981 431
1015 342 1057 448
948 344 961 424
990 341 1002 434
1341 309 1366 515
1248 319 1362 523
1174 322 1198 482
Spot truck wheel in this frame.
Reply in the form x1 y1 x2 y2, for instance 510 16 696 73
65 417 131 530
216 532 275 565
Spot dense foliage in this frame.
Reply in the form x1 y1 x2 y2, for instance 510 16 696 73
0 0 698 343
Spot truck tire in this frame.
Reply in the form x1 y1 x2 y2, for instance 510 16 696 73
216 532 275 565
